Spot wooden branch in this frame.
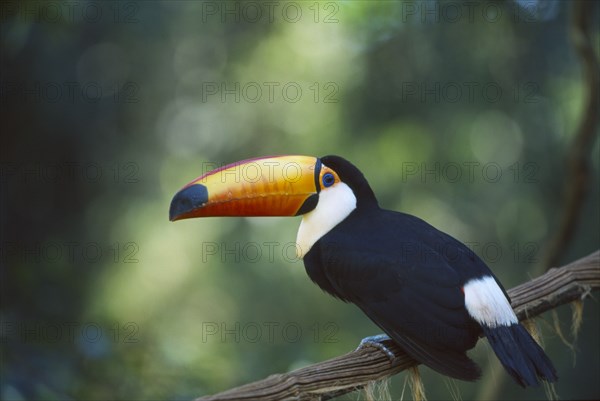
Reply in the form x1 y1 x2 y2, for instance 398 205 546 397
196 250 600 401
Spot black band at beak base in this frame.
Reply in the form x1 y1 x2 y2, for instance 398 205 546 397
295 194 319 216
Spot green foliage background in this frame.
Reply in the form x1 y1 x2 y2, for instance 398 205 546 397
1 1 599 400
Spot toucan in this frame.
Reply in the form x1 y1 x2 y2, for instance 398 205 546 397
169 155 558 387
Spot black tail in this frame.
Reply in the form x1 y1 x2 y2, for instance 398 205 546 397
483 323 558 387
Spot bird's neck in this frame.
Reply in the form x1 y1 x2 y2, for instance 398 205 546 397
296 183 357 258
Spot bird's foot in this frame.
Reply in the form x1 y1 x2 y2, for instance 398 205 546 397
356 334 395 360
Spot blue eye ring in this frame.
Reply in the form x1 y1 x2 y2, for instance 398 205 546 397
322 172 335 187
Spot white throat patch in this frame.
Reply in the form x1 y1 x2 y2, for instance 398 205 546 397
296 182 357 258
463 276 518 328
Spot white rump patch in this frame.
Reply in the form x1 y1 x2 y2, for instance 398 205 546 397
464 276 518 328
296 182 356 258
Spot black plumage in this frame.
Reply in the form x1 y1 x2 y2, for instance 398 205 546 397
303 155 557 385
303 203 487 380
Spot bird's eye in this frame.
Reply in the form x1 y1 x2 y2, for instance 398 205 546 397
322 172 335 188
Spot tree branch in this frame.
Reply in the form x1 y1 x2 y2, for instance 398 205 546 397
195 250 600 401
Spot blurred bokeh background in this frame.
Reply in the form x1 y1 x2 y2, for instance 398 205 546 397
1 0 599 400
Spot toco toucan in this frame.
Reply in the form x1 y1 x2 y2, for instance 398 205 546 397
169 155 558 387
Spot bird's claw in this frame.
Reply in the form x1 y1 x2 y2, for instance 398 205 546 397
356 334 395 361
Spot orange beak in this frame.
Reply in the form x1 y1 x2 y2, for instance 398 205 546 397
169 156 322 221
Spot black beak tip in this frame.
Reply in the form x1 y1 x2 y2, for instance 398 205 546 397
169 184 209 221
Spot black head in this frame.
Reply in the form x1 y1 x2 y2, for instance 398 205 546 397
320 155 379 209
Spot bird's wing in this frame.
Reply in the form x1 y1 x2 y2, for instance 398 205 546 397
315 239 482 381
